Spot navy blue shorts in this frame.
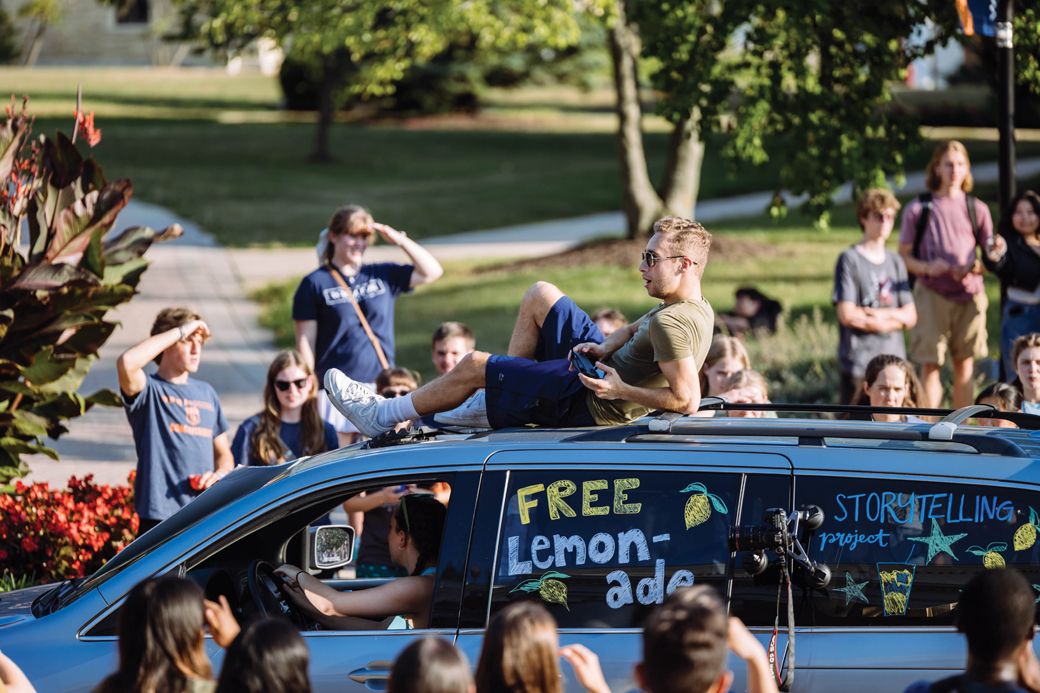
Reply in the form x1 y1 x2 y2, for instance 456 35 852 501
486 296 605 428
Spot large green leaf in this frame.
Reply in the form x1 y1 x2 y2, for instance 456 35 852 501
103 223 183 266
85 388 122 407
9 261 99 290
17 346 78 386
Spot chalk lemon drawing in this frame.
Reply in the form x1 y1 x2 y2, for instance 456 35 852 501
1013 507 1040 551
511 571 571 611
680 482 729 529
967 543 1008 569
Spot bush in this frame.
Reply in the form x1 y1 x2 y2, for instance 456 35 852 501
745 308 841 405
0 473 137 584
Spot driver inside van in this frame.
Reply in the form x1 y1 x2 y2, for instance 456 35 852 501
275 493 445 629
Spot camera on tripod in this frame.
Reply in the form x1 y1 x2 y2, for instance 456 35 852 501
728 506 831 589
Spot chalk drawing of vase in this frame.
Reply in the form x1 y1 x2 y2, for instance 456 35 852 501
877 563 916 617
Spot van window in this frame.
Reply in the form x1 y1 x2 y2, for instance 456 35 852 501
490 470 740 628
793 475 1040 626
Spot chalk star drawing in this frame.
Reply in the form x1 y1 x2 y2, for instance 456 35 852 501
907 521 968 564
833 572 869 606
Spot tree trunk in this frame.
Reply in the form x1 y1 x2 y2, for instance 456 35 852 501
608 0 662 239
661 107 706 220
23 21 46 67
310 62 335 163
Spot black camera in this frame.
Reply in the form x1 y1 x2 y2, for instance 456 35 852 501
728 507 788 552
729 506 830 589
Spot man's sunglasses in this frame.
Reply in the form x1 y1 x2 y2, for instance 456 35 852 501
641 251 692 268
274 378 309 392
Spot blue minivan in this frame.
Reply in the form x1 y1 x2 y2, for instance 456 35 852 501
1 407 1039 692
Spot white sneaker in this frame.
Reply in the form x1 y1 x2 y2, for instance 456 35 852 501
433 389 491 429
323 369 392 438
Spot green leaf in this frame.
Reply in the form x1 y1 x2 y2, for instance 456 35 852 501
680 482 707 494
707 493 728 515
9 262 99 290
85 388 122 407
7 410 50 437
541 571 570 580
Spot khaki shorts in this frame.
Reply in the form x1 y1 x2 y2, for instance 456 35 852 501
909 283 988 366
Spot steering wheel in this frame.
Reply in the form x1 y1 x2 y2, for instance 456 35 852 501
246 560 309 627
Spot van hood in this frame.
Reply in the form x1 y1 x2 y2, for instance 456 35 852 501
0 583 53 625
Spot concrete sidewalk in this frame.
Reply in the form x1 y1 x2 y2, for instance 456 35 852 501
24 158 1040 487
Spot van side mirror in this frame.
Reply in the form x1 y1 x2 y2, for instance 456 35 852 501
309 525 355 570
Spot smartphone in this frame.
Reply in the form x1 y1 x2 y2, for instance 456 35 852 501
571 349 605 379
395 483 410 493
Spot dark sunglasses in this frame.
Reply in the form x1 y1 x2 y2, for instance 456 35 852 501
274 378 309 392
380 387 412 398
641 250 691 268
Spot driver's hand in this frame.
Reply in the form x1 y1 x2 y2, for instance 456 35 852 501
274 564 303 589
204 595 240 649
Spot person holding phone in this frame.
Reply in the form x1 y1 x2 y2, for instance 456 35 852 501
325 217 714 434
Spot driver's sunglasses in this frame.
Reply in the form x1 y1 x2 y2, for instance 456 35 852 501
274 378 308 392
380 387 412 398
641 250 693 268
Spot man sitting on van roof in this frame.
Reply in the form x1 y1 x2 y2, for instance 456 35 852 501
325 217 714 435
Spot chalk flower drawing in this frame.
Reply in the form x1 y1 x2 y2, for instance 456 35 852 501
1013 507 1040 551
877 564 915 616
511 571 571 611
907 520 968 564
833 572 870 606
967 542 1008 569
680 482 728 529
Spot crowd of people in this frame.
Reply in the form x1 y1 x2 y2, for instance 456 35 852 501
4 140 1035 691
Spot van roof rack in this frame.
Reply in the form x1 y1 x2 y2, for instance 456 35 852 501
616 403 1039 457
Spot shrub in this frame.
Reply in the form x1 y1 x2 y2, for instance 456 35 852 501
0 473 137 584
745 308 841 405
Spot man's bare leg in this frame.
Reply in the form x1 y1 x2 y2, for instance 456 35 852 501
507 281 565 358
951 356 975 409
412 351 490 415
920 362 944 409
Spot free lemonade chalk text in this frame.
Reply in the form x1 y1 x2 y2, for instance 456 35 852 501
818 491 1015 552
508 478 695 608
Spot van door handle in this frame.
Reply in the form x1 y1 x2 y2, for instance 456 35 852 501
348 661 393 690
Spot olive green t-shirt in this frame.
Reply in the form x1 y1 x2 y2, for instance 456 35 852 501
585 298 714 425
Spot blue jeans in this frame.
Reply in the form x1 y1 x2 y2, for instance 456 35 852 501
1001 299 1040 379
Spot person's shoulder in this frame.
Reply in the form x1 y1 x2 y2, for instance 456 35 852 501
298 266 332 286
653 299 713 328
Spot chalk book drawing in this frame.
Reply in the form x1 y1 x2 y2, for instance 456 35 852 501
877 564 916 616
680 482 728 529
511 571 571 611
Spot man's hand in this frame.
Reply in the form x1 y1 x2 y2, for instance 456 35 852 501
728 617 779 693
179 320 211 343
571 342 606 362
378 484 410 504
579 362 625 400
204 595 240 649
196 469 225 491
986 234 1008 262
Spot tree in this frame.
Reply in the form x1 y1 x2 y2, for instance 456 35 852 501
609 0 965 237
0 100 180 483
17 0 61 66
173 0 583 162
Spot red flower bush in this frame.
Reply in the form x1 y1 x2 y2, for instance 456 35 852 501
0 473 138 584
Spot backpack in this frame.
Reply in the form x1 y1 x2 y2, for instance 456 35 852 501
909 192 980 288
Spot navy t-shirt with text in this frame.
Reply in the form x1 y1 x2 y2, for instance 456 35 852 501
230 414 339 466
123 373 229 522
292 263 413 383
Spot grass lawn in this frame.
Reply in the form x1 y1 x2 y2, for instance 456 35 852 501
10 67 1038 246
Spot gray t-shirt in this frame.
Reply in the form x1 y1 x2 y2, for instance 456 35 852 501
123 373 228 521
832 246 913 377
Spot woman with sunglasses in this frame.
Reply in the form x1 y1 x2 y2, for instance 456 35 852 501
276 493 446 629
293 205 443 445
230 350 338 467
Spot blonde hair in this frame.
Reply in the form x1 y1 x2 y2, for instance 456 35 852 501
926 140 974 192
652 217 712 275
700 335 751 395
721 369 769 399
322 205 374 264
251 350 327 465
856 188 901 231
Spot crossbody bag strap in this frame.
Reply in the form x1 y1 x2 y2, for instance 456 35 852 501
328 264 390 370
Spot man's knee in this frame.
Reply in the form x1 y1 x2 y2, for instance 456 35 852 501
455 351 490 385
522 281 564 312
